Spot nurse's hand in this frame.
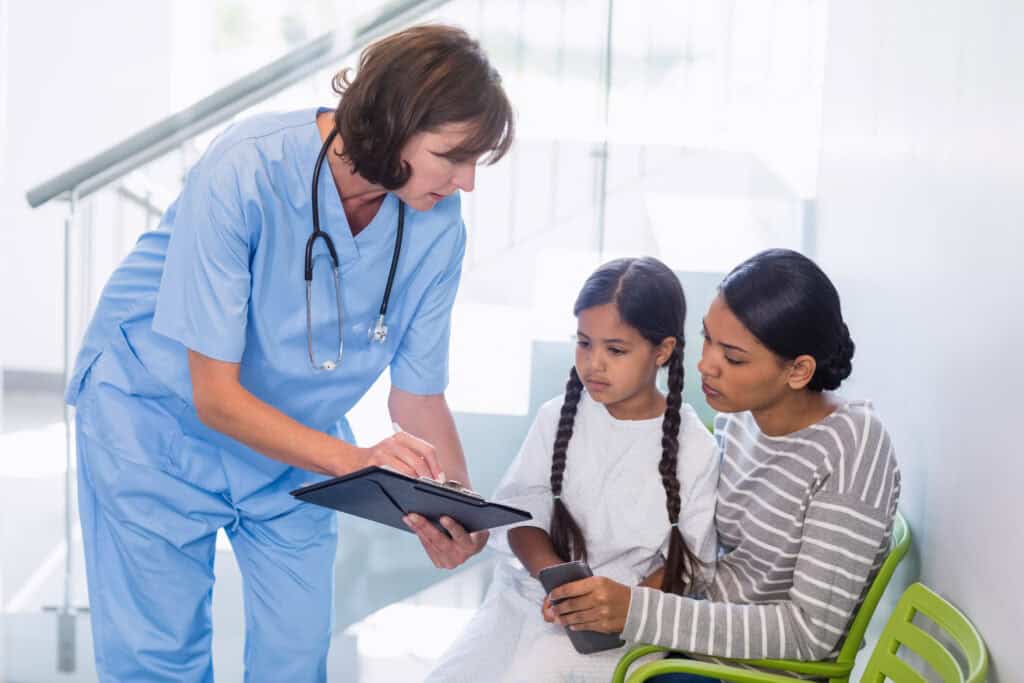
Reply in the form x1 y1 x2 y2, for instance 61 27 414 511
359 432 442 479
403 514 489 570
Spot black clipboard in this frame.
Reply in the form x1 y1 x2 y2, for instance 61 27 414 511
290 466 532 535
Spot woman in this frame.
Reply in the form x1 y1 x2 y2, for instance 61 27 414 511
544 249 900 681
66 25 514 681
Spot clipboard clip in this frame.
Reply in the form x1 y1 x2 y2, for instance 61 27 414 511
417 476 484 500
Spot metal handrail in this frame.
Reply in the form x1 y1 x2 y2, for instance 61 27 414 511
21 3 452 670
25 0 450 208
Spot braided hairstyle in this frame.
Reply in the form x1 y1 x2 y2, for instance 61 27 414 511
549 257 704 595
720 249 855 391
549 366 586 563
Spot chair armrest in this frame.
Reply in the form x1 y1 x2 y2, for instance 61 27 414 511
720 656 851 678
613 644 852 682
612 646 674 683
624 658 808 683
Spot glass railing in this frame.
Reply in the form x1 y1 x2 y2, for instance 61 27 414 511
9 1 827 680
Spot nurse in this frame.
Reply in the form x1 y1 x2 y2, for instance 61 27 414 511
65 25 514 682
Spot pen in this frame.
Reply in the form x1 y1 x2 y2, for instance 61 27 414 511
392 421 446 483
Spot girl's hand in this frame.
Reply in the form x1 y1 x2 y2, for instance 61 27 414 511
403 513 488 570
548 576 632 634
356 432 442 479
541 595 556 623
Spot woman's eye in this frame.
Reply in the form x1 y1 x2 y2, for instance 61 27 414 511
725 356 744 366
609 348 625 356
576 340 590 349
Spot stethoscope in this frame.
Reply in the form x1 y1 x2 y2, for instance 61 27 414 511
306 128 405 372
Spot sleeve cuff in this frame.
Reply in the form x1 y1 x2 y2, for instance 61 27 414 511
624 587 700 649
152 317 245 364
624 586 657 642
388 364 448 397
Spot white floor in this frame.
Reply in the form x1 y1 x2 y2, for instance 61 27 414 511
0 389 493 683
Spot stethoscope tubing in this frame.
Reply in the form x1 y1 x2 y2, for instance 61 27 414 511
306 128 404 370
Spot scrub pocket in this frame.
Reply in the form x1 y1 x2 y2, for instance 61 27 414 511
75 327 190 477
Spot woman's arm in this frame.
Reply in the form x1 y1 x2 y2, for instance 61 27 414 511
189 351 440 478
549 491 898 660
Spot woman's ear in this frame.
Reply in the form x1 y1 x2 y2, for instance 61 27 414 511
787 354 817 390
656 337 678 367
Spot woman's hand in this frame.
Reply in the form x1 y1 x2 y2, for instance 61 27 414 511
403 513 489 570
547 576 632 634
351 432 442 479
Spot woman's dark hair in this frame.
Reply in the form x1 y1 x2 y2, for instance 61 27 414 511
550 257 704 596
720 248 854 391
332 24 515 189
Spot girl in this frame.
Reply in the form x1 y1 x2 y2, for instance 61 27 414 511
545 249 901 682
427 257 720 682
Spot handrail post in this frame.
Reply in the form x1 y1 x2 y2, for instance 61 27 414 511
57 189 79 673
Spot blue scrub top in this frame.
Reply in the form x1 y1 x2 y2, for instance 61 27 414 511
67 108 466 505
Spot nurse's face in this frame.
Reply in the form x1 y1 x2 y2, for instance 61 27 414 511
396 122 480 211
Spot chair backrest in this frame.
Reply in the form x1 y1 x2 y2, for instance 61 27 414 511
860 582 988 683
834 510 912 668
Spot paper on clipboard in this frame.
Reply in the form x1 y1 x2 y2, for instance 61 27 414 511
290 466 532 535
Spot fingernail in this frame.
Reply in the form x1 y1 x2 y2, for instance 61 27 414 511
439 471 447 483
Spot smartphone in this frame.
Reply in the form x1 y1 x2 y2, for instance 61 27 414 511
538 560 626 654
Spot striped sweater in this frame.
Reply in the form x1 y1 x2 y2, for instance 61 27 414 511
623 400 900 663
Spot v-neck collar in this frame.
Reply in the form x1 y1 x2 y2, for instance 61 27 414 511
307 107 400 262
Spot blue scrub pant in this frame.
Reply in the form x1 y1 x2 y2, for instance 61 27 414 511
76 425 338 682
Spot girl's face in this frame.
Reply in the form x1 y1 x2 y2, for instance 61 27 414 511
575 303 674 418
395 122 480 211
697 294 796 413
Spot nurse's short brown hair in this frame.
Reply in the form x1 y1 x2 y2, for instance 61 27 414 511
332 24 515 190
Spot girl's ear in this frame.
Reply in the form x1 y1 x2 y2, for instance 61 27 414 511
656 337 678 367
786 354 817 390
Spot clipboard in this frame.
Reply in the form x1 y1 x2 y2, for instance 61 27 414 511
290 466 532 535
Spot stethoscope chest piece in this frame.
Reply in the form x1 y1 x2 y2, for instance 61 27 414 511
369 315 389 343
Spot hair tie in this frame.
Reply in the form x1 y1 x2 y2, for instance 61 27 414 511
670 522 680 529
553 495 561 501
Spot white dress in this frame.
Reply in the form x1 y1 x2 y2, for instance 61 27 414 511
426 391 720 683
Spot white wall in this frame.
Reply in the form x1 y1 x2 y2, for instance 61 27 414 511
0 1 174 373
1 0 9 672
816 1 1022 680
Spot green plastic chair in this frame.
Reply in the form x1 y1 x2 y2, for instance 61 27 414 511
860 582 988 682
614 580 987 683
612 511 911 683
